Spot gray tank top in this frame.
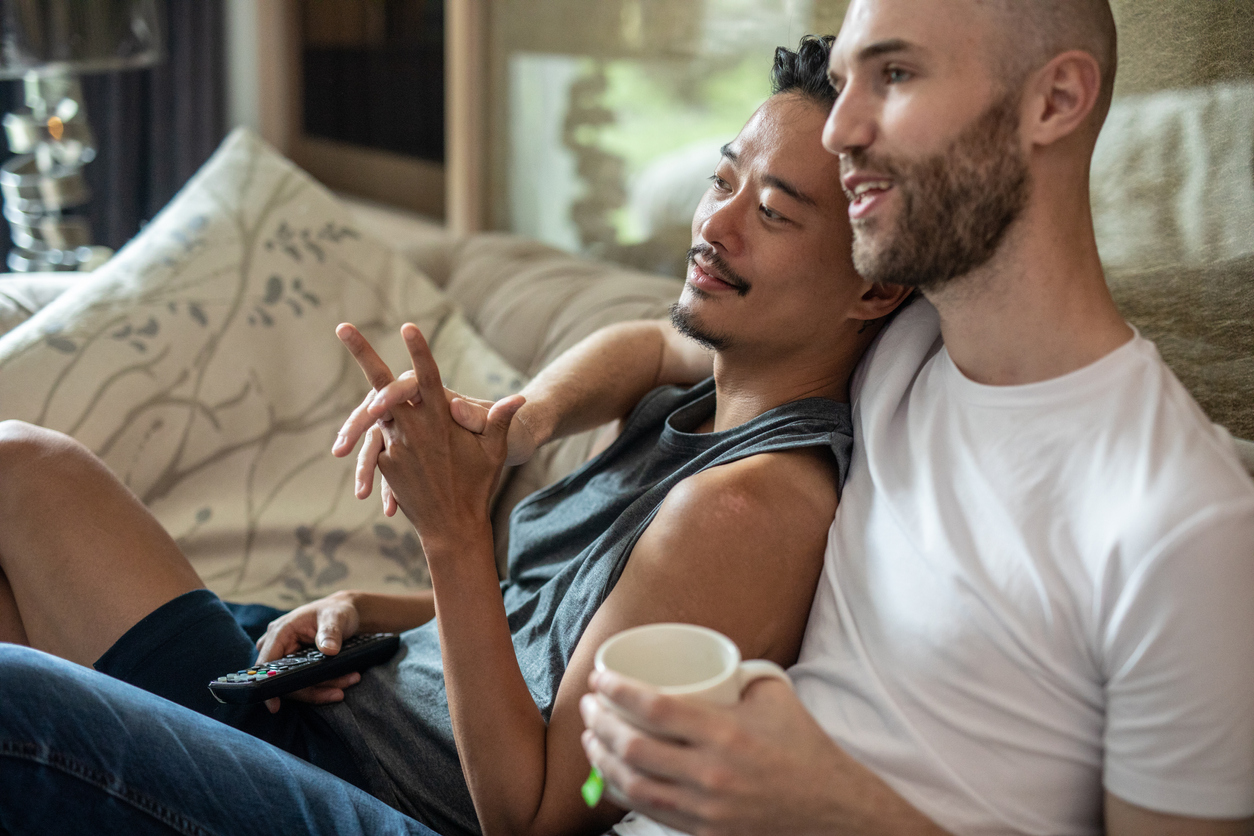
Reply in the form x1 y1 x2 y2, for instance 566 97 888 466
321 378 853 836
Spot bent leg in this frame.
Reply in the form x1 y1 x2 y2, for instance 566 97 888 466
0 420 203 666
0 645 437 836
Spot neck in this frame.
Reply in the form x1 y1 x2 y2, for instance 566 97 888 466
923 191 1132 386
706 341 861 433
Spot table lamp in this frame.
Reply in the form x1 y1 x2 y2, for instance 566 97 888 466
0 0 165 272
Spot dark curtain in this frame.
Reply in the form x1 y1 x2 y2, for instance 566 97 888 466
0 0 226 261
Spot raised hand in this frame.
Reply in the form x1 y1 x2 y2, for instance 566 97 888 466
332 371 486 459
332 328 539 518
337 322 524 545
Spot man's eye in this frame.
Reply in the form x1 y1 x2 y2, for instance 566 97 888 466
709 174 730 191
760 204 784 221
885 67 910 84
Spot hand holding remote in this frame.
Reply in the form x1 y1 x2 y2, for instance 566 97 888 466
254 591 364 713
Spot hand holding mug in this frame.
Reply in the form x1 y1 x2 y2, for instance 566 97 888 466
580 623 791 806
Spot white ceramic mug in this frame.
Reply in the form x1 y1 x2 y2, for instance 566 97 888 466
593 622 792 706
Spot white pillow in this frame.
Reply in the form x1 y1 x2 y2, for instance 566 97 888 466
0 128 525 608
0 273 78 338
1092 81 1254 270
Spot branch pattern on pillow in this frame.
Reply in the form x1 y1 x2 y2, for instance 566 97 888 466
0 128 525 608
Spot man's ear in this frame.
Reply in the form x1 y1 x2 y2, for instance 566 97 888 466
853 282 914 324
1022 49 1103 146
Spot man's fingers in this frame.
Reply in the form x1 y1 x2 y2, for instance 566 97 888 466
369 373 421 418
580 691 698 784
315 604 355 655
355 425 384 499
282 672 362 705
337 323 395 390
256 624 298 666
382 477 398 517
591 669 718 744
399 323 445 404
450 397 489 434
580 728 705 831
483 395 526 448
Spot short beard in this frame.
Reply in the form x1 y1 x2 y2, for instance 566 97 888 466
670 299 731 352
845 91 1030 291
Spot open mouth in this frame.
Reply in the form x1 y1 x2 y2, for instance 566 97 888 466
847 179 894 219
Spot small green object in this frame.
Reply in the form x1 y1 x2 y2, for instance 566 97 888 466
581 766 605 807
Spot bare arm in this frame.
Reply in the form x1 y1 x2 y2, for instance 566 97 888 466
356 321 836 836
334 319 714 467
578 693 1254 836
436 450 837 836
581 675 953 836
511 319 714 454
1106 793 1253 836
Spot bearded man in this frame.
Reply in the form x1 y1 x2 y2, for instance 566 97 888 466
494 2 1253 834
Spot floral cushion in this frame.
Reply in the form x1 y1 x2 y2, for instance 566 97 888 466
0 128 525 608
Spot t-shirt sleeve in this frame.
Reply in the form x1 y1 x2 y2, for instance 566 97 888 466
1101 499 1254 818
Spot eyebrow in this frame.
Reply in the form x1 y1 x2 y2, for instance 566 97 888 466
764 174 817 207
829 37 917 84
720 143 817 208
857 38 912 62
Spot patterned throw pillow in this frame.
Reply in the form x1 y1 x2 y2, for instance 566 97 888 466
0 128 525 608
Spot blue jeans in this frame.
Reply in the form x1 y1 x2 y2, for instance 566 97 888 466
0 645 440 835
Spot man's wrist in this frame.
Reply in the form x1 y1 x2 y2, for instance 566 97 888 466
511 401 551 454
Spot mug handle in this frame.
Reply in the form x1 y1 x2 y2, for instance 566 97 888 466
734 659 793 695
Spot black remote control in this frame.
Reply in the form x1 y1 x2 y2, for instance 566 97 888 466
208 632 401 705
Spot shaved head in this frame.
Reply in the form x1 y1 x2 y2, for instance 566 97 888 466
977 0 1118 125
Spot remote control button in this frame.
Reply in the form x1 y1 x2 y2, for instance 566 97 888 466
267 670 278 677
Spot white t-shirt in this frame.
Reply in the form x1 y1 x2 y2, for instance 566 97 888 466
793 299 1254 835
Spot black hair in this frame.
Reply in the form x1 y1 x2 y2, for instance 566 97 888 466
770 35 837 108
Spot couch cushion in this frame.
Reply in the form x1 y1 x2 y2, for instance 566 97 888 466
0 273 80 338
444 233 683 376
440 233 683 564
0 128 525 607
1092 81 1254 272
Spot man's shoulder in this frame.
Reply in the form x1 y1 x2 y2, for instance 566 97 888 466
648 449 840 558
1115 338 1254 502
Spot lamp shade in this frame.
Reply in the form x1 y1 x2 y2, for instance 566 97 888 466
0 0 164 79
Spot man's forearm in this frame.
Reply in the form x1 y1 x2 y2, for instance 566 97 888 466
514 319 711 449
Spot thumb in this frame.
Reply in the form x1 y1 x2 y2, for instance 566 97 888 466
316 611 345 655
484 395 526 449
450 396 489 434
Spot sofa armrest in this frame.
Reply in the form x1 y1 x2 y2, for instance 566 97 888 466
0 273 81 339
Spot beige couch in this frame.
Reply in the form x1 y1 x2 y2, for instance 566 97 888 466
0 152 684 604
0 131 1250 610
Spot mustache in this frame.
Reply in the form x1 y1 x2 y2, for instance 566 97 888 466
686 245 751 297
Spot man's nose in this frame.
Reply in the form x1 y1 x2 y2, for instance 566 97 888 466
698 194 747 257
822 87 876 158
